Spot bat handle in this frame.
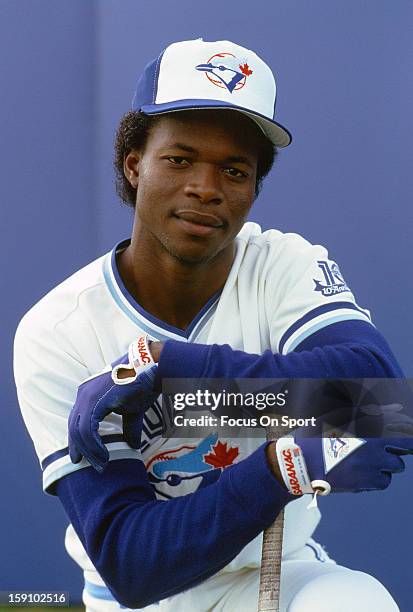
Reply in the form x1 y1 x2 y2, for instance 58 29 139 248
257 509 284 611
257 424 287 612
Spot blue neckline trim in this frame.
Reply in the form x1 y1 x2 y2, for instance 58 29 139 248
107 241 222 340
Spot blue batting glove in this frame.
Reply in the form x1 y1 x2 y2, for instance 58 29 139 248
69 335 159 473
69 364 159 473
275 405 413 499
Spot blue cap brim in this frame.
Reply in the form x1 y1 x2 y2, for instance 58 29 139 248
139 99 292 147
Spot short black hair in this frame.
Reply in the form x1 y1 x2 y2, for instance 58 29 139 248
114 110 277 207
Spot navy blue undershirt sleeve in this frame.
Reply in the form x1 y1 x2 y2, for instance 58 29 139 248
56 444 291 609
157 320 403 381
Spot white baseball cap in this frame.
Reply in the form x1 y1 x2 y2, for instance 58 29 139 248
131 38 292 147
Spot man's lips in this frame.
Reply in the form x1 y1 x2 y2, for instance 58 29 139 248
174 210 224 228
173 210 224 237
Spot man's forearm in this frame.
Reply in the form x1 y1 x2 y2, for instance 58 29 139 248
57 445 291 609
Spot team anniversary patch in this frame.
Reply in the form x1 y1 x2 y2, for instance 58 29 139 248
314 260 350 296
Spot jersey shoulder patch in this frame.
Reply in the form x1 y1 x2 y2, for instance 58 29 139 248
313 260 350 297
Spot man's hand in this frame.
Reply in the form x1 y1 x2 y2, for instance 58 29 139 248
68 335 160 473
273 407 413 498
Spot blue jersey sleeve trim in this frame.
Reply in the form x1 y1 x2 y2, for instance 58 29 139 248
41 434 126 470
278 302 372 354
42 438 142 495
284 312 372 354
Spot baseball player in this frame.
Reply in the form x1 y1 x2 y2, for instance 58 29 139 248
14 39 409 612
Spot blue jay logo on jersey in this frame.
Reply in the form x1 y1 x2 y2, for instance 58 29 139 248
313 261 350 296
195 52 253 93
145 434 240 499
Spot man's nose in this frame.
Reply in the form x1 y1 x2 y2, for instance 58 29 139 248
183 164 223 204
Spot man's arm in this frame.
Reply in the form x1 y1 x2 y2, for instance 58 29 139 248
155 320 403 380
69 320 403 470
56 444 291 609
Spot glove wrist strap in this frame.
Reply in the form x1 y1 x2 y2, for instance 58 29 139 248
275 437 314 496
129 334 155 371
276 437 332 508
112 334 156 385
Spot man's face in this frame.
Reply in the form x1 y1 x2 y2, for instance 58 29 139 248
127 110 262 265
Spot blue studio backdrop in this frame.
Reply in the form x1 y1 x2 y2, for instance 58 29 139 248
1 1 412 608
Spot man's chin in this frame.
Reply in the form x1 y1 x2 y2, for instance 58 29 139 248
168 248 214 266
156 229 233 267
162 240 218 266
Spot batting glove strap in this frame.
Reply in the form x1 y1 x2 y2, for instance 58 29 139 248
128 334 155 370
112 334 156 385
275 437 314 496
276 437 332 512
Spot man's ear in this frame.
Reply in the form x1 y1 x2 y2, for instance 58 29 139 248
124 150 140 189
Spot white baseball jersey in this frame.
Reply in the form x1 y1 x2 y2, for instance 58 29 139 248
14 222 372 608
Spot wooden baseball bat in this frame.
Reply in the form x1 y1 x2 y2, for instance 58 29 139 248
257 424 287 612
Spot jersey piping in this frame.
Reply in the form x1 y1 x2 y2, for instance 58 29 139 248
279 302 373 354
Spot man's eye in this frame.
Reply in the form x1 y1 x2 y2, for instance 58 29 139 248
223 167 248 178
167 156 189 165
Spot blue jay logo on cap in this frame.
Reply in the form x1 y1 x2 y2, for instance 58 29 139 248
195 52 253 93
